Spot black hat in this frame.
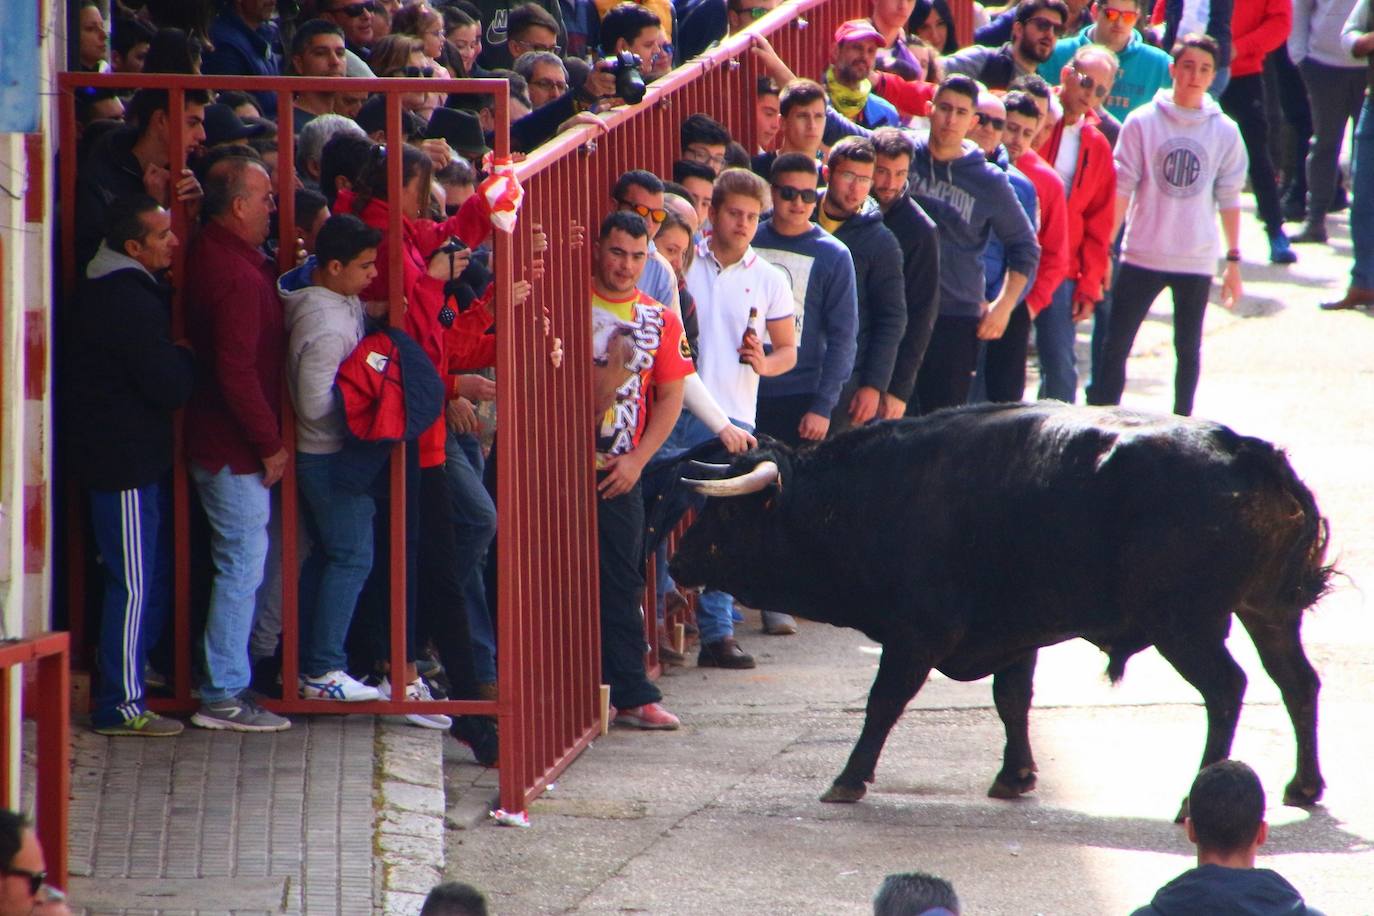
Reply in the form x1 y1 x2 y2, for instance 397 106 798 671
355 94 428 140
426 106 491 159
203 102 270 146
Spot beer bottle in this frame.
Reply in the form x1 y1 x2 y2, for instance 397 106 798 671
738 306 759 366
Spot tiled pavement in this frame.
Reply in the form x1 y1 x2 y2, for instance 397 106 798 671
66 717 385 916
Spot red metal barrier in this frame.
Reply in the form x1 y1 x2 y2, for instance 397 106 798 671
0 633 70 892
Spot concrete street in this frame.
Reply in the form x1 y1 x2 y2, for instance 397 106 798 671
442 204 1374 915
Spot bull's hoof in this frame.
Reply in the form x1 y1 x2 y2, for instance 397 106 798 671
987 768 1037 799
1283 778 1325 807
1174 797 1189 824
820 782 867 804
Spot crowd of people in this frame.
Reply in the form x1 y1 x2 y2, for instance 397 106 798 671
64 0 1367 778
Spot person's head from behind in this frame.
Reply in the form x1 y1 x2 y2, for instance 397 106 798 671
313 213 382 297
1186 760 1267 863
680 113 732 174
127 87 212 156
352 142 435 219
203 156 275 246
778 79 827 155
298 114 367 183
612 169 667 241
708 167 768 256
296 188 331 254
0 809 45 916
105 194 178 272
292 19 348 77
672 158 716 226
320 133 378 209
873 871 960 916
436 157 477 214
420 881 489 916
595 210 651 295
143 27 204 74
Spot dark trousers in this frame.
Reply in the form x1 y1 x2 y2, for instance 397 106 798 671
417 466 481 699
1220 73 1286 234
1269 47 1312 200
1299 59 1368 227
913 315 981 414
597 478 661 711
755 393 814 448
980 302 1032 403
1086 262 1212 417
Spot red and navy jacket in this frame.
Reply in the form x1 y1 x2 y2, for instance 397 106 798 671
1036 104 1117 303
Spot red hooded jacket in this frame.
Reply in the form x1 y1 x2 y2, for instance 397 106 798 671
1151 0 1289 78
1013 149 1070 316
344 187 496 467
1036 104 1117 303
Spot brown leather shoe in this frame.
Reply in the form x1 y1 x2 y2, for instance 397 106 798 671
658 641 688 666
698 637 756 669
1319 288 1374 311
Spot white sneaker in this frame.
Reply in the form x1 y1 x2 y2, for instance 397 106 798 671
379 677 452 730
299 670 381 702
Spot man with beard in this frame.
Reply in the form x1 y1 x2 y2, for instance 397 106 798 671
825 20 904 129
942 0 1070 89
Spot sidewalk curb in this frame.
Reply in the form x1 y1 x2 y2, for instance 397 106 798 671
374 721 447 916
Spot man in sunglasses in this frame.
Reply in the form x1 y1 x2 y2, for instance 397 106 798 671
942 0 1070 89
318 0 379 63
1039 0 1172 123
1032 44 1119 403
976 0 1093 45
612 170 681 316
727 0 777 34
0 809 65 914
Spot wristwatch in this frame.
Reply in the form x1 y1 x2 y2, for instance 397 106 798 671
1225 249 1242 262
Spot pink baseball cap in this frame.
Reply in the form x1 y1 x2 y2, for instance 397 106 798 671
833 19 885 46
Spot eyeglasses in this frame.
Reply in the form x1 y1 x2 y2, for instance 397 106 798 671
831 169 873 186
1098 6 1140 24
529 77 569 94
1072 66 1110 99
616 198 669 223
330 1 378 16
772 185 818 203
1024 15 1066 35
511 37 561 54
730 5 770 19
975 111 1006 130
684 146 727 170
2 867 47 897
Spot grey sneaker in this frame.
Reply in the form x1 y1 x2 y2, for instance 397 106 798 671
191 695 291 733
94 711 184 737
761 611 799 635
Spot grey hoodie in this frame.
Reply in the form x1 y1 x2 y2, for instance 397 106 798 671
1116 90 1249 277
279 257 366 455
909 139 1041 318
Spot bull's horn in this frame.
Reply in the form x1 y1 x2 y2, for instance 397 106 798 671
681 460 780 497
683 460 733 479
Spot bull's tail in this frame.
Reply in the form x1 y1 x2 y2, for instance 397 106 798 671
1234 435 1334 615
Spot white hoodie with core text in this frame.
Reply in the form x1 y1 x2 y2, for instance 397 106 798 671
1115 89 1249 278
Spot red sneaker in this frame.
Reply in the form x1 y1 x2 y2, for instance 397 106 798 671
614 702 680 730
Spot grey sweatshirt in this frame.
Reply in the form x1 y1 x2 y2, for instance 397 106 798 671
279 257 367 455
1115 90 1249 277
1291 0 1364 66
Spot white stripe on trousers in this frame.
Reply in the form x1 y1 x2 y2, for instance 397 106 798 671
118 488 146 721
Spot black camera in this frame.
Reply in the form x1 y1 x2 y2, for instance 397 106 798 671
602 51 646 105
435 236 469 257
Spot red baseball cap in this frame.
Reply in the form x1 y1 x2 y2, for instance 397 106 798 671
834 19 885 46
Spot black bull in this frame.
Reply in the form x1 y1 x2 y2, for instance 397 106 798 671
667 403 1332 816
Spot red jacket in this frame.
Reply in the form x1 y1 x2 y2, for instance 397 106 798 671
184 220 285 474
345 188 495 467
1229 0 1291 78
871 71 936 119
1013 150 1070 316
1036 105 1117 303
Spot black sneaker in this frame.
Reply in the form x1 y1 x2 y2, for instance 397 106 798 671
452 716 499 767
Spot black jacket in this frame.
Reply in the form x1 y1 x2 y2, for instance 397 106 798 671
74 126 146 271
881 195 940 404
64 246 196 491
1131 865 1326 916
818 196 908 393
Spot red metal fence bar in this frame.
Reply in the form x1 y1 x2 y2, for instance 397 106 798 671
0 632 70 892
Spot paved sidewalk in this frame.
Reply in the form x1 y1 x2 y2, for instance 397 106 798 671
65 716 450 916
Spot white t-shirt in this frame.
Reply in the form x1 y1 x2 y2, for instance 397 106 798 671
1054 118 1083 190
684 240 794 426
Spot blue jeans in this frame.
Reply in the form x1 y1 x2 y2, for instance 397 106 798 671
295 451 376 677
1352 97 1374 290
445 432 498 684
1034 279 1079 402
657 411 754 643
89 482 171 726
191 463 271 702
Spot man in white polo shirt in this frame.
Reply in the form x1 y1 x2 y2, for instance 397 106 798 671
680 167 797 669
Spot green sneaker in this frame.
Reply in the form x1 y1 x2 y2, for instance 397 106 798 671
94 711 184 737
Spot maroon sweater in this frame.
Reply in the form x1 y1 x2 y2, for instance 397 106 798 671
184 221 285 474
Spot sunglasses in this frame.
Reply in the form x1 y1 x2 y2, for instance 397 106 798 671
1098 6 1140 24
400 65 436 77
730 5 770 18
1072 66 1110 99
1025 15 1066 35
772 185 818 203
331 1 378 16
2 867 46 897
975 111 1006 130
616 198 668 223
